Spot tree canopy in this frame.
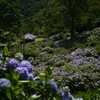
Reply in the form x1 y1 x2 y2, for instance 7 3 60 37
0 0 100 41
19 0 100 38
0 0 21 43
0 0 21 33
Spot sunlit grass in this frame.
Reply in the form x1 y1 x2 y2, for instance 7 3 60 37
35 38 45 42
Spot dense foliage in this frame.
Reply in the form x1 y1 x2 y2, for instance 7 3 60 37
0 0 100 99
0 0 100 42
0 0 21 43
19 0 100 37
0 47 78 100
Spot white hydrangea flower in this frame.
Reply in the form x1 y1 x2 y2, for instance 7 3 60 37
62 86 70 93
15 52 23 60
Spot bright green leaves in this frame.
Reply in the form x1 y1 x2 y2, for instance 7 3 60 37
39 66 52 83
3 46 10 57
4 71 23 100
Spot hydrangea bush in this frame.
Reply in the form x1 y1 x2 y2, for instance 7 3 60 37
0 78 11 89
0 46 100 100
0 47 79 100
33 47 100 93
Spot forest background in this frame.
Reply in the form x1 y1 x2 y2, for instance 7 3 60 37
0 0 100 43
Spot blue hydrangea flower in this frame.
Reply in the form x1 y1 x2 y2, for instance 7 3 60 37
28 73 34 80
49 81 59 94
15 67 29 80
61 86 75 100
20 60 33 73
62 92 75 100
0 78 11 89
8 58 19 69
0 53 3 59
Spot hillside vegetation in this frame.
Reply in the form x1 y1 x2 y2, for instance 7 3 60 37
0 0 100 99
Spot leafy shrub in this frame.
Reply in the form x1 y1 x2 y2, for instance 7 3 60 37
41 47 54 54
55 60 65 67
0 47 81 100
85 51 92 57
95 45 100 55
72 43 85 50
35 41 47 48
90 40 97 47
47 40 54 47
52 34 60 41
52 33 64 41
53 47 69 55
63 65 80 73
66 56 73 63
25 43 36 50
28 57 39 66
24 50 39 59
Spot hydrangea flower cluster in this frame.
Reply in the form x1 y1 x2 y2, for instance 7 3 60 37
49 81 59 94
16 60 34 80
8 58 19 69
20 60 33 73
61 86 75 100
0 52 34 80
8 58 34 80
67 48 99 67
48 81 79 100
62 92 74 100
15 67 29 80
0 78 11 89
14 52 23 61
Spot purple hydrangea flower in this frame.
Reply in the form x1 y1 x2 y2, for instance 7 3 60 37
8 58 19 69
15 67 29 80
61 86 75 100
20 60 33 73
49 81 59 93
0 78 11 89
62 92 75 100
0 53 3 59
28 73 34 80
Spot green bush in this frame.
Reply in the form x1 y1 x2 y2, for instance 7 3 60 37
66 56 73 63
41 47 54 54
35 41 47 48
95 45 100 55
90 40 97 47
53 47 69 55
72 43 85 50
24 50 39 59
85 51 92 57
47 40 54 47
25 43 36 50
63 65 80 73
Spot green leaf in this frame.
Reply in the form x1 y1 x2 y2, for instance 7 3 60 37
45 66 52 75
30 94 41 100
5 88 11 100
12 72 20 81
18 80 30 83
3 46 10 57
14 87 23 96
5 73 11 80
21 91 26 97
